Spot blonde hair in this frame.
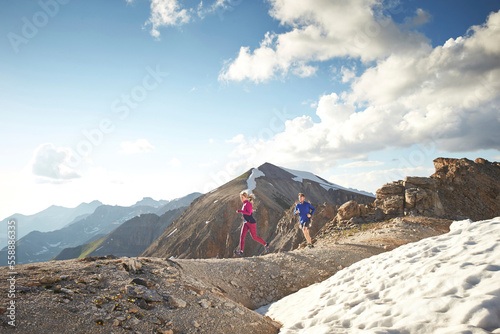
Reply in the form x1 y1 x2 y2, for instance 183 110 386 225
240 190 255 203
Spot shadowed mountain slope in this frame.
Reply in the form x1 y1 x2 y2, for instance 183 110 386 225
54 208 186 260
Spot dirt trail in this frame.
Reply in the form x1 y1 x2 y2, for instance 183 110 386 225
177 243 384 310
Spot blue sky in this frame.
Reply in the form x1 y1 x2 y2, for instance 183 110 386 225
1 0 499 219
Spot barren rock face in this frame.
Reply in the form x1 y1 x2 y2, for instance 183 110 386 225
374 182 405 216
431 157 500 221
403 176 444 217
271 203 337 251
350 157 499 222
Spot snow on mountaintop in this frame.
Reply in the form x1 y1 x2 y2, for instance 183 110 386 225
282 167 374 197
260 217 500 333
245 164 374 197
247 168 265 193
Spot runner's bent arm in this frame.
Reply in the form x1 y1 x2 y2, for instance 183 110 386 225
237 201 253 215
308 203 315 217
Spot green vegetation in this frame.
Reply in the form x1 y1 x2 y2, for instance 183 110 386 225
236 171 251 180
78 237 106 259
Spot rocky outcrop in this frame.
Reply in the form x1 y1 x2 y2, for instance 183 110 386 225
374 176 445 218
374 182 405 216
270 203 336 251
332 157 500 224
432 158 500 221
335 200 378 222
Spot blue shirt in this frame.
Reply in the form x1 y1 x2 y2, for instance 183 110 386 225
294 201 315 223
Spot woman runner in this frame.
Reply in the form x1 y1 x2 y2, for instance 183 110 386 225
235 191 269 256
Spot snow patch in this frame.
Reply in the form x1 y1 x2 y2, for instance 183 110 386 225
283 167 374 197
34 247 48 255
260 217 500 333
84 227 100 234
247 168 265 193
47 242 61 248
166 228 177 238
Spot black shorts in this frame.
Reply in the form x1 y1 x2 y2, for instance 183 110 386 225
300 220 310 228
243 214 256 224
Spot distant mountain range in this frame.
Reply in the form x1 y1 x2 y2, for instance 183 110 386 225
0 193 202 265
54 208 186 260
0 200 103 249
132 197 169 208
143 162 375 259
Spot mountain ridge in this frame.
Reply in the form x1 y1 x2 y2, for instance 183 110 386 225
143 162 375 259
0 193 201 266
54 207 186 260
0 200 103 249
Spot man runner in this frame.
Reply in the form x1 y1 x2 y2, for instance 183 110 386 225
294 193 315 248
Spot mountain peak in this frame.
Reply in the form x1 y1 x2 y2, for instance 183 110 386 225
133 197 169 208
255 163 296 180
248 163 374 197
77 200 103 208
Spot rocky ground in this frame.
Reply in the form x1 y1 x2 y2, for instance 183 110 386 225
0 216 452 334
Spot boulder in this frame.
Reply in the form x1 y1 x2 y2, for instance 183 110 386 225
374 182 405 216
336 200 361 221
403 176 444 217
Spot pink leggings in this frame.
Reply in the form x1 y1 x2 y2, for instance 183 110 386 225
240 222 266 251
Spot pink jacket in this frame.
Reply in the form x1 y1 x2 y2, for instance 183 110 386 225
237 200 253 215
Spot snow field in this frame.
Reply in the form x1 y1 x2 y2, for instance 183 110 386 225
263 217 500 333
247 168 266 193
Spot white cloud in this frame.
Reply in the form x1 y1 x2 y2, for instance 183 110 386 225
219 0 429 82
145 0 190 38
197 0 233 19
329 165 434 194
292 63 318 78
225 10 500 172
340 65 357 83
339 161 384 169
119 139 155 155
142 0 240 38
227 134 246 144
347 10 500 151
168 157 181 167
31 143 81 181
403 8 432 29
